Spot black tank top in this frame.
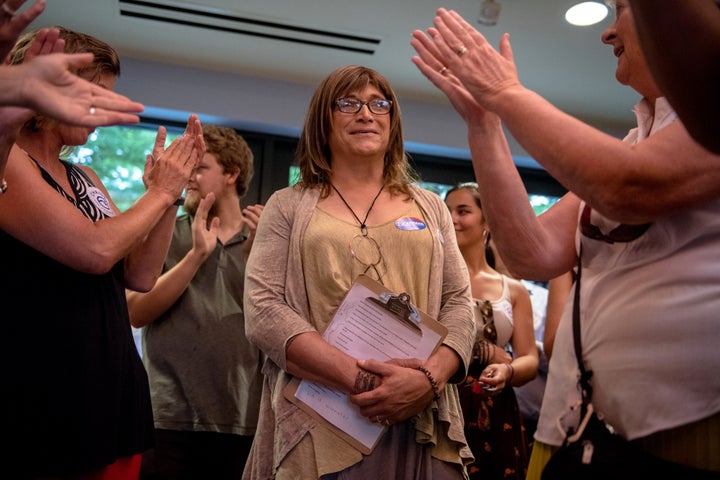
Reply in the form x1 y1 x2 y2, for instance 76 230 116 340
0 157 154 477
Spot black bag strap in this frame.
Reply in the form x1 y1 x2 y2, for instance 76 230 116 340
572 243 594 416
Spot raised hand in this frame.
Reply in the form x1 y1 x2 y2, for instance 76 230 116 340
19 53 145 126
412 8 522 112
143 114 204 203
0 0 46 59
411 28 489 125
5 27 144 126
241 204 264 258
191 191 219 261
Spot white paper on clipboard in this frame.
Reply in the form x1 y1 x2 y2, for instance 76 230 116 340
284 274 447 454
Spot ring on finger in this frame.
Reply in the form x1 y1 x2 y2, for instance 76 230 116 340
456 45 468 57
383 418 390 426
1 3 17 16
438 66 448 75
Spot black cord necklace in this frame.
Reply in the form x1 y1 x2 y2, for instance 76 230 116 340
330 183 384 236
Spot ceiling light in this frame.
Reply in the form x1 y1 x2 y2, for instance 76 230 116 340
478 0 501 26
565 1 609 26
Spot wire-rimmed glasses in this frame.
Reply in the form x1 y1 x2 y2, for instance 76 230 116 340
335 97 393 115
349 232 387 284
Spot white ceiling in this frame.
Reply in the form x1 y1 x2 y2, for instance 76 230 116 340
32 0 640 131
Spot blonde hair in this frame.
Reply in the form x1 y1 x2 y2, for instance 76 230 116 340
10 26 121 133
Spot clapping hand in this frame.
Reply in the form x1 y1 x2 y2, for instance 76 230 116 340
411 8 521 116
18 28 144 126
3 27 144 127
143 114 205 204
0 0 46 59
190 191 219 261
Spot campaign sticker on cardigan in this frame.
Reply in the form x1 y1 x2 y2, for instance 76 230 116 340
87 186 115 218
395 216 426 231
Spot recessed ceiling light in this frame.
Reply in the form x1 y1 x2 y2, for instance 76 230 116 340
478 0 502 26
565 1 609 26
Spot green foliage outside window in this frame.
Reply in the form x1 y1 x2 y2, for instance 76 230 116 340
289 166 558 216
79 127 558 215
68 125 181 212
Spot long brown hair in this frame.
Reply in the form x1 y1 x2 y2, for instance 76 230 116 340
446 182 496 267
295 65 418 198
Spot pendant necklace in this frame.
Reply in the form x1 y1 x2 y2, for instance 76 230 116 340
330 182 384 236
330 182 387 282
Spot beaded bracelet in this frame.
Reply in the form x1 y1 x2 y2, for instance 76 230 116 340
473 339 493 368
353 369 377 394
416 365 440 400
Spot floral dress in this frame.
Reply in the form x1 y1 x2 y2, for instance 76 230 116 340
459 296 530 480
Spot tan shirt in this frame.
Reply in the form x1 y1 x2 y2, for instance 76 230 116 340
304 202 431 329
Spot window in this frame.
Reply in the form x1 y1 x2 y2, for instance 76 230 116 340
72 121 563 214
68 123 182 212
76 119 563 355
423 180 560 216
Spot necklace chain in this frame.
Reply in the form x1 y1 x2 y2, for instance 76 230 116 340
330 183 384 236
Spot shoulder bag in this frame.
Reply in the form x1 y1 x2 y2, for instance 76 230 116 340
542 245 718 480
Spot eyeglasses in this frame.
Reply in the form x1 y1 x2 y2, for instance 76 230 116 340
476 300 497 344
579 204 651 244
349 233 388 284
335 98 393 115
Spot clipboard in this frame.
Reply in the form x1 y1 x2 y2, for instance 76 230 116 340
283 274 447 454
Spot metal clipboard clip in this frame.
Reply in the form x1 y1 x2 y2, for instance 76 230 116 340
367 291 423 333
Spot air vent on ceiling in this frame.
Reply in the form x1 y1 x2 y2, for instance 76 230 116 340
118 0 381 54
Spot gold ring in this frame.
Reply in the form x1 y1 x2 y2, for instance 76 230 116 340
438 66 448 75
456 45 468 57
1 3 17 16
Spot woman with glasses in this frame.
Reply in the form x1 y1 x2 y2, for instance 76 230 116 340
445 183 537 480
242 65 475 479
411 2 720 478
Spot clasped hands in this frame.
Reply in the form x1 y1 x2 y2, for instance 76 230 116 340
349 357 438 427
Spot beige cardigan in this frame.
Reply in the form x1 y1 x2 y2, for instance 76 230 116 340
243 184 475 479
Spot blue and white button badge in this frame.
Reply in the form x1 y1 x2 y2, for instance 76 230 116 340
87 186 116 218
395 216 426 231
